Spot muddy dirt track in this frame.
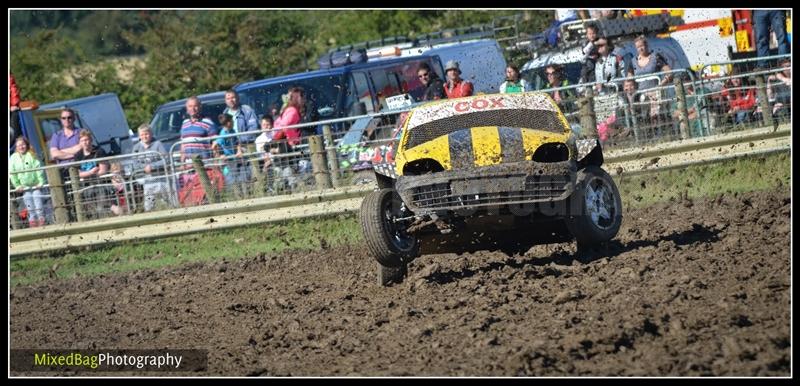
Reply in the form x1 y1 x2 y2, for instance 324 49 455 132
11 188 791 376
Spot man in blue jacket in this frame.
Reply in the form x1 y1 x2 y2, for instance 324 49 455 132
223 89 258 144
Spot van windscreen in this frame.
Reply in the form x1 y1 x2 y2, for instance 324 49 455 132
150 100 227 141
237 75 345 121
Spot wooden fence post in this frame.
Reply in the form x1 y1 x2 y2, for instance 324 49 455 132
68 166 86 222
322 125 341 188
754 74 774 128
674 77 691 140
579 87 597 139
309 135 332 189
191 156 219 204
45 167 70 224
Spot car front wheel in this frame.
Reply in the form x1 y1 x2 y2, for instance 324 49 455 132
565 165 622 245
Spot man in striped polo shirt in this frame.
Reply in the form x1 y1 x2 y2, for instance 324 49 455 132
180 96 218 164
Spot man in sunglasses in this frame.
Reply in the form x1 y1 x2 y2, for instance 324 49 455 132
49 108 83 164
416 63 446 102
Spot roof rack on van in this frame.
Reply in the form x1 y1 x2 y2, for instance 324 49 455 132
508 13 684 57
328 36 412 54
562 13 684 45
411 24 496 47
323 15 522 64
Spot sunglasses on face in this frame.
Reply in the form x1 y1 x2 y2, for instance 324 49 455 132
61 116 74 120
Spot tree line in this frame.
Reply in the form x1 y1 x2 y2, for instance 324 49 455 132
10 10 550 127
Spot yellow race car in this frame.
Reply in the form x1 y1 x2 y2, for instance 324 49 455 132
361 92 622 286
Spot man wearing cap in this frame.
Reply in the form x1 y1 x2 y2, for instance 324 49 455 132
443 60 474 99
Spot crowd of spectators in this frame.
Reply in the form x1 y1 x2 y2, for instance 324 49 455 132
8 9 792 226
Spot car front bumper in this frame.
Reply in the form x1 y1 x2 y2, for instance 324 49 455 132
396 160 576 213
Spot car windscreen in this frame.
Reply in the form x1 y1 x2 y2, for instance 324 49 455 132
149 100 227 141
237 74 345 122
406 109 568 149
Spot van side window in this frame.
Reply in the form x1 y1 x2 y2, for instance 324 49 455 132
38 117 64 144
369 69 402 110
351 72 375 114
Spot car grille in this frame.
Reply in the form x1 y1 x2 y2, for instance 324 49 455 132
410 174 570 210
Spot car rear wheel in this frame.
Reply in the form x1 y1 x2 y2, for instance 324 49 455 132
360 188 419 285
565 166 622 245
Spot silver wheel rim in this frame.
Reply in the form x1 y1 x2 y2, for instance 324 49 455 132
584 177 616 230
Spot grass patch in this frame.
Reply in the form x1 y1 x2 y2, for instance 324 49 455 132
11 152 790 287
11 213 361 287
617 152 790 208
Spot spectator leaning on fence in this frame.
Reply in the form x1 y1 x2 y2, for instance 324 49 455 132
223 89 259 144
49 108 83 164
74 129 112 216
617 78 648 140
130 123 171 212
75 129 108 179
180 96 218 164
767 59 791 116
272 87 306 149
10 136 47 227
499 64 531 94
214 113 246 187
721 72 756 125
255 115 275 154
627 35 672 123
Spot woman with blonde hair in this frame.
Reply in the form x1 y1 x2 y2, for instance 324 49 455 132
10 136 47 227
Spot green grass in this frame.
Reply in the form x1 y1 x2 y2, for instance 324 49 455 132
618 152 790 208
11 214 362 287
11 152 790 287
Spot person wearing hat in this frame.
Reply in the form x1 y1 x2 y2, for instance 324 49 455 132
443 60 474 99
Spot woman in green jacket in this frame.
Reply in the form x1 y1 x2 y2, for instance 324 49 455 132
10 137 47 227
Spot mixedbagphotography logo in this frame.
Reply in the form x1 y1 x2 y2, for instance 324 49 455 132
10 349 208 372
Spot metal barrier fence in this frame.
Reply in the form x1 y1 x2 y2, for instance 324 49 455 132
9 151 168 229
536 64 790 150
8 63 790 227
698 54 792 133
164 106 414 204
535 68 699 148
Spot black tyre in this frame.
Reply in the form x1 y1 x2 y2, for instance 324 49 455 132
565 165 622 245
360 188 418 269
378 262 408 286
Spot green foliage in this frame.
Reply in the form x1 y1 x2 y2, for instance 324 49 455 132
10 10 552 130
